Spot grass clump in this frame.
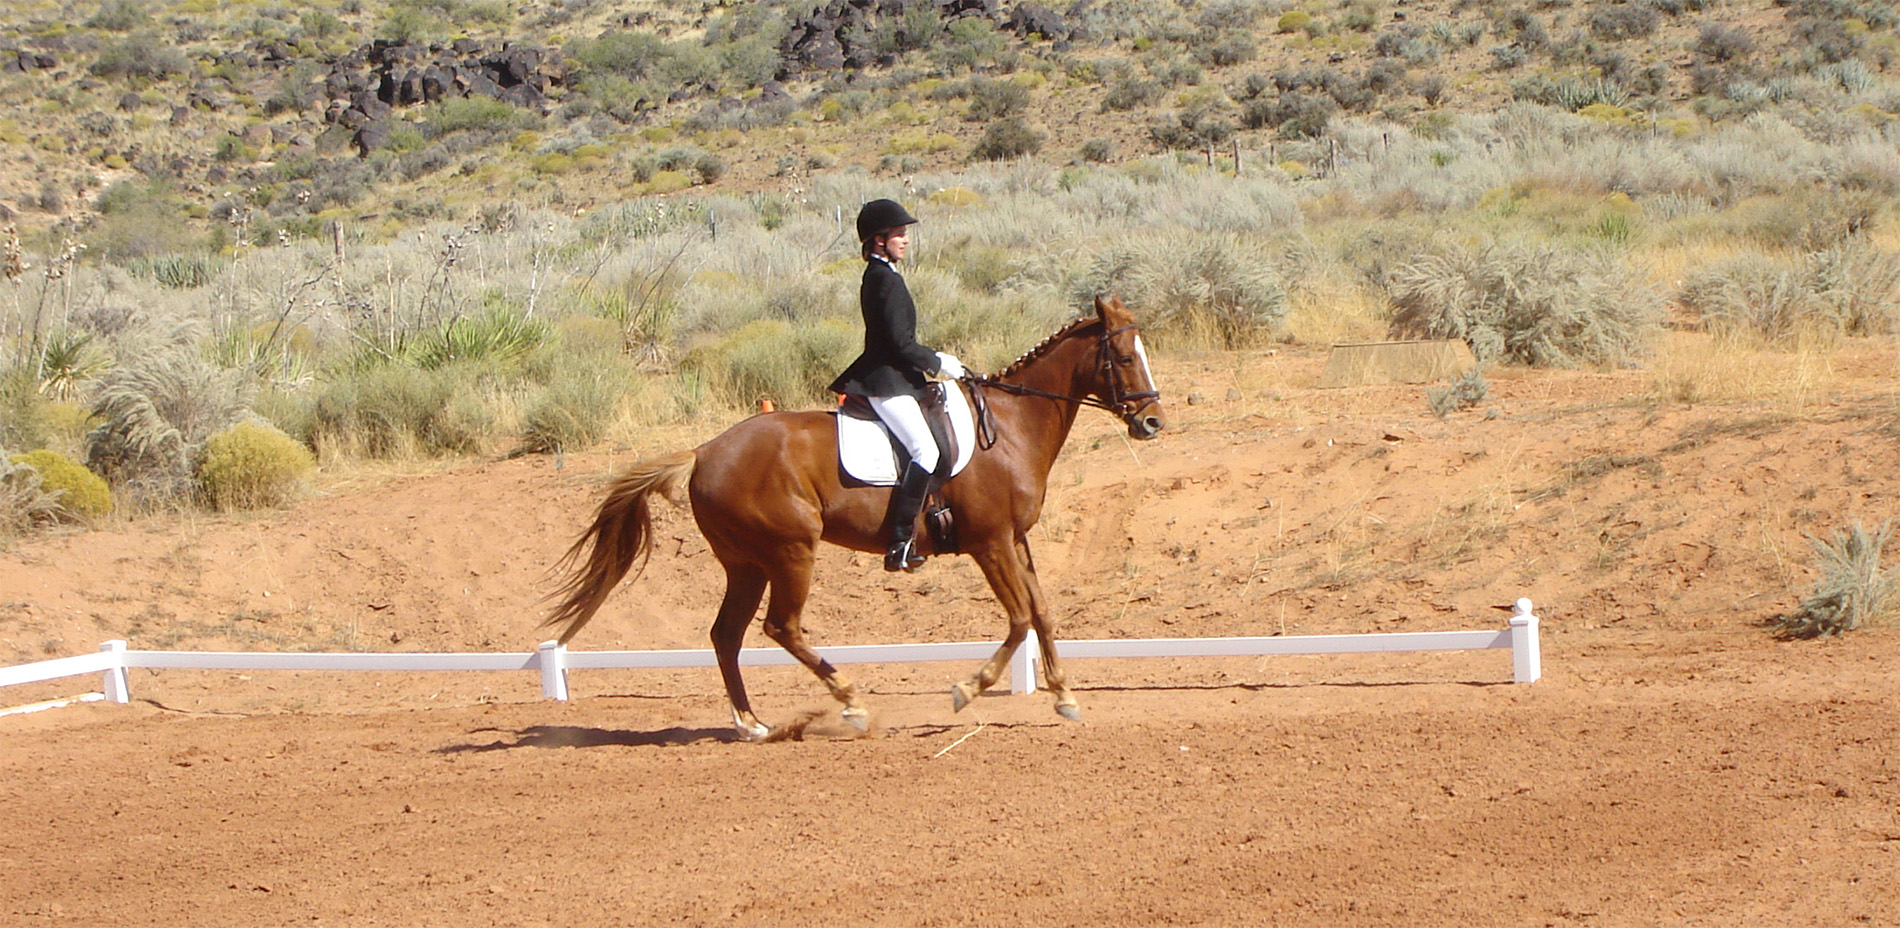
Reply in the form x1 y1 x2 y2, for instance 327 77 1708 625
1771 520 1897 639
198 421 316 511
1426 365 1490 419
85 351 251 510
0 451 64 540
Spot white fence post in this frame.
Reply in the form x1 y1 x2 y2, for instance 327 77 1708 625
538 640 569 701
100 640 130 703
1011 629 1038 694
1509 599 1541 684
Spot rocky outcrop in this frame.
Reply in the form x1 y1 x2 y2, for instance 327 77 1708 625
321 40 568 155
777 0 1003 80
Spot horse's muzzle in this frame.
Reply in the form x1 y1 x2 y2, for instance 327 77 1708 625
1127 409 1166 440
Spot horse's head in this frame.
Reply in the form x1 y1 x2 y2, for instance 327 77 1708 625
1092 294 1166 440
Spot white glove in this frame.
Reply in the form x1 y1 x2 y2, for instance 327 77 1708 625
931 352 967 381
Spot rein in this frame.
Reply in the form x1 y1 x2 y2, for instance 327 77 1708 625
965 324 1160 450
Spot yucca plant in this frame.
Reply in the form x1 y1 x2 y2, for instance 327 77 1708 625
409 307 552 370
1772 521 1897 639
36 330 111 401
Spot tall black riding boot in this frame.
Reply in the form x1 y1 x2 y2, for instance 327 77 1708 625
883 460 933 572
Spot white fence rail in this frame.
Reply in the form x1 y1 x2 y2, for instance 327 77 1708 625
0 600 1540 709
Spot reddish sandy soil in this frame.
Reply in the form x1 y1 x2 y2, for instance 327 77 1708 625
4 341 1898 927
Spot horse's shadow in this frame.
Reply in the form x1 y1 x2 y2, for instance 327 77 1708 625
436 724 738 752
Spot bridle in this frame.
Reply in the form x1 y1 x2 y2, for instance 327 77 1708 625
965 323 1161 449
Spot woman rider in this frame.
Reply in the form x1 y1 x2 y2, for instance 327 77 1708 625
828 198 966 572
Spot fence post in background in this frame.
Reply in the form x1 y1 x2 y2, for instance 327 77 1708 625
100 640 129 703
538 641 569 701
1509 599 1541 683
1011 629 1039 695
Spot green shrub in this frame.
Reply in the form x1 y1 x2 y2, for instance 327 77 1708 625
1389 244 1662 368
7 449 111 519
686 318 857 409
1772 521 1897 639
972 117 1045 161
424 97 540 136
966 77 1030 121
198 421 315 511
90 33 189 79
87 0 152 31
128 254 225 289
518 355 631 454
311 362 489 459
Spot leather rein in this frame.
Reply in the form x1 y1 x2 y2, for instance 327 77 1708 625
964 324 1161 450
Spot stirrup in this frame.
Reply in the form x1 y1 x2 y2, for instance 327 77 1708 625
884 538 925 572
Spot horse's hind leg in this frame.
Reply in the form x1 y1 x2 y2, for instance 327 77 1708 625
759 548 871 732
711 564 771 741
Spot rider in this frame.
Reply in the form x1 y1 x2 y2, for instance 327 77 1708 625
829 198 967 572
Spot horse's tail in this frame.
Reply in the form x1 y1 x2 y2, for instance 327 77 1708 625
541 450 697 645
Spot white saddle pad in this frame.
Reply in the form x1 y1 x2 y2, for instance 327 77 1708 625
835 384 976 486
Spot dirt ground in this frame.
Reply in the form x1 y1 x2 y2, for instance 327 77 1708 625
4 339 1898 927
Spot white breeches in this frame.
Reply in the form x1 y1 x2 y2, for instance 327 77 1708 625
868 394 939 473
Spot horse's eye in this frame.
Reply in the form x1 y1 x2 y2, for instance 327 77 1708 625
1118 355 1134 365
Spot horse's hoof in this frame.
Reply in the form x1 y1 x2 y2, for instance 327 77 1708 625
951 682 976 712
733 710 772 743
1055 703 1082 722
840 707 869 732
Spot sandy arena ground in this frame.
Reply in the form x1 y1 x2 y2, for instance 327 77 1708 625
3 341 1897 926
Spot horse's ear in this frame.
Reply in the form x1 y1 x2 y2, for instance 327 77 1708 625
1094 292 1132 324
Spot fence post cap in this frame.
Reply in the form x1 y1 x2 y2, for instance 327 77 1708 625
1508 598 1536 624
537 640 564 651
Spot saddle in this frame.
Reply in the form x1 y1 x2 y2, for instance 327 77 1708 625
835 384 975 553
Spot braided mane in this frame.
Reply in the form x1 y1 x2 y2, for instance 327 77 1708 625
996 315 1102 380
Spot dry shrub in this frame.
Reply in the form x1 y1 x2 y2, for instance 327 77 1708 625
7 449 111 519
1677 245 1900 344
198 421 315 511
85 350 251 510
1389 243 1661 368
1068 235 1288 349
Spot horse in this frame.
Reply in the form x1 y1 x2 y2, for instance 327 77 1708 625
542 293 1166 741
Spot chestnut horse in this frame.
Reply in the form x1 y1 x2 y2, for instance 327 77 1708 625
543 294 1166 740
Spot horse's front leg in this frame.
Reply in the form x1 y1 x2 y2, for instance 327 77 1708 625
957 535 1078 721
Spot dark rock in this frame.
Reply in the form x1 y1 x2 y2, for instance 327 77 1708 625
1005 3 1070 40
353 120 392 157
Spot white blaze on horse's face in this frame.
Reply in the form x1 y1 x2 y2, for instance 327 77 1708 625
1133 335 1155 389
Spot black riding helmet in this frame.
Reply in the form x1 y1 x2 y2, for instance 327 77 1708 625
856 198 920 242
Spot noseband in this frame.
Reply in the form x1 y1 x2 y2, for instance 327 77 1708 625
967 324 1161 449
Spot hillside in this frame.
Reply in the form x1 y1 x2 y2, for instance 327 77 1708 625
0 0 1890 249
